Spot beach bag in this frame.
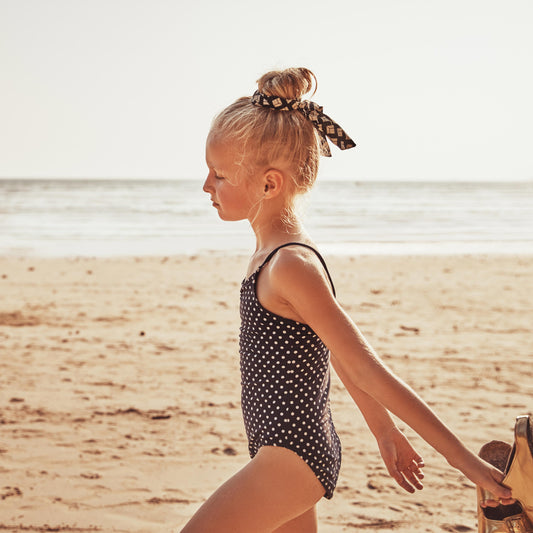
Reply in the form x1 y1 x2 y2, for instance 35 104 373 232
477 415 533 533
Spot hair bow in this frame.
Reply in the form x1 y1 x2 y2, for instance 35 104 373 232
251 90 356 157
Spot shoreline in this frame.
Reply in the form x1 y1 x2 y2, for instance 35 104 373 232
2 243 533 260
1 254 532 532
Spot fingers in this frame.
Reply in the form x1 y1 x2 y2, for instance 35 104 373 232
414 457 425 470
487 467 514 502
481 497 516 508
390 459 425 493
376 430 425 494
412 453 424 465
478 467 514 506
403 460 424 491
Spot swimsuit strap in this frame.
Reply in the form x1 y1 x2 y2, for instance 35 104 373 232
258 242 336 297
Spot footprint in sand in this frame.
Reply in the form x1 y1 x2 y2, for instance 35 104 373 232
80 472 101 479
1 486 23 500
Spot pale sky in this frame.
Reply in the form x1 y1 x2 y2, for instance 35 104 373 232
1 0 532 181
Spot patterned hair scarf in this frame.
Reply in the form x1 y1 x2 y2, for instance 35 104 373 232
251 90 356 157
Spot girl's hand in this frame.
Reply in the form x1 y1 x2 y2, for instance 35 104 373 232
376 426 425 493
451 452 514 506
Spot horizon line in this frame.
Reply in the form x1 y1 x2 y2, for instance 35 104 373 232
1 176 532 183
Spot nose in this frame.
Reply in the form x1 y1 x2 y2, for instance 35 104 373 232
203 174 212 194
203 169 217 194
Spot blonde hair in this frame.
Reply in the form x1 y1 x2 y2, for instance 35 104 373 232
208 67 322 199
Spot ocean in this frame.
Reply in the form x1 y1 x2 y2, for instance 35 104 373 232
1 179 532 257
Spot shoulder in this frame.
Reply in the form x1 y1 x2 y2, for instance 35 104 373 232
267 245 334 300
260 244 339 329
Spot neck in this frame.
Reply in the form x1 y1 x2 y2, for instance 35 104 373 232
249 206 308 252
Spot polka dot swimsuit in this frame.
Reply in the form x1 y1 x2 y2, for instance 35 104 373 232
239 242 341 499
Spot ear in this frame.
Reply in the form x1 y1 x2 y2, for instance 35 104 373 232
262 168 284 199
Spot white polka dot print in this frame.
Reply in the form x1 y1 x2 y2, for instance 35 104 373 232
239 244 341 499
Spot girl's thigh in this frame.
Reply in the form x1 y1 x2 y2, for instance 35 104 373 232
180 446 325 533
272 506 318 533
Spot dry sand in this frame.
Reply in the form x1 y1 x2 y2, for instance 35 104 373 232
0 253 532 532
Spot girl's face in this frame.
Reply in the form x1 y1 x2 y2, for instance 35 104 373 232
203 138 263 222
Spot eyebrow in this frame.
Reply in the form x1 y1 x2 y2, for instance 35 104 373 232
206 160 226 175
205 157 219 171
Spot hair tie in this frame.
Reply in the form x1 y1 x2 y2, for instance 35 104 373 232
251 90 356 157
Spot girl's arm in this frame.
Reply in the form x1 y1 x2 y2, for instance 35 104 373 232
331 352 425 493
269 250 513 502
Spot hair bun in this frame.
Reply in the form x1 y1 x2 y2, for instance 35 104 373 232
256 67 316 100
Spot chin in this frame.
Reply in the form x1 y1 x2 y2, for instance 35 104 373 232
218 212 244 222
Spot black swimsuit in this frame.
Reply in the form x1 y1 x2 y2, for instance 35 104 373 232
239 243 342 499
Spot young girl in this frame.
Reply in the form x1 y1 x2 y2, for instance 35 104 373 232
181 67 513 532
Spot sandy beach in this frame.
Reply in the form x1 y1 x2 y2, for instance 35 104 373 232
0 253 532 532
